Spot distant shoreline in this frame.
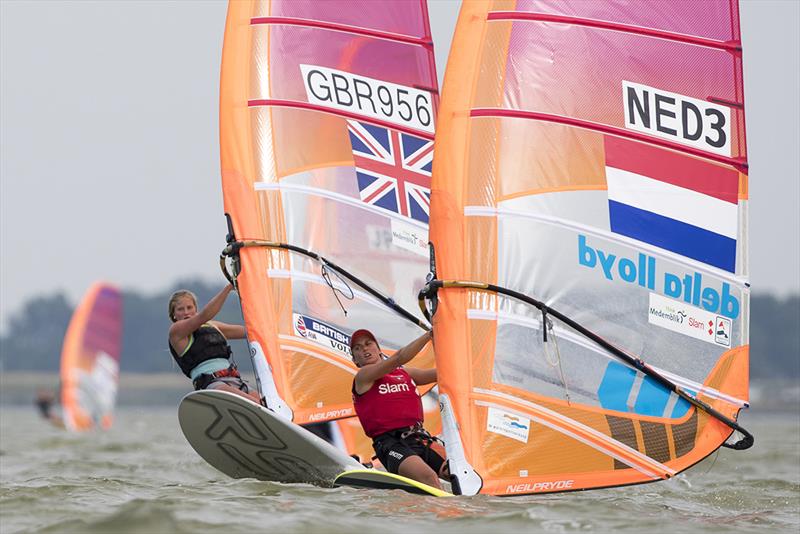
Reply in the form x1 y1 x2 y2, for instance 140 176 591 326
0 370 252 407
1 371 796 412
1 371 191 388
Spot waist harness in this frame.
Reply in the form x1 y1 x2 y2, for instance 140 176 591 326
372 422 445 461
192 364 241 391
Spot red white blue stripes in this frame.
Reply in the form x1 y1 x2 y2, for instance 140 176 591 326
605 137 739 272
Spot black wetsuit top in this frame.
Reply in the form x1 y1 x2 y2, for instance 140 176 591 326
169 324 232 378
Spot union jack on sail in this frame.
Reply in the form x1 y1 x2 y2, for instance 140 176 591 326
347 120 432 224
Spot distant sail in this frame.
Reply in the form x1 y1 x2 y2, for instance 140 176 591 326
427 0 750 496
61 283 123 431
219 0 439 424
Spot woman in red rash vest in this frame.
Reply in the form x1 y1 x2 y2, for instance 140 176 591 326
350 328 447 489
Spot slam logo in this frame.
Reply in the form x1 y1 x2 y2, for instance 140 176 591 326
378 382 410 394
648 293 733 348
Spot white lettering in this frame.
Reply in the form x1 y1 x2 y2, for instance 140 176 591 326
311 321 349 343
307 408 353 421
506 480 575 493
293 314 352 356
378 382 411 394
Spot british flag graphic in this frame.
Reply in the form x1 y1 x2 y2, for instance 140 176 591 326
347 120 433 224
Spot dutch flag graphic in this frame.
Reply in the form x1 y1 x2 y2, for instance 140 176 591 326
605 137 740 273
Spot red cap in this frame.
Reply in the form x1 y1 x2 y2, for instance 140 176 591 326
349 329 377 351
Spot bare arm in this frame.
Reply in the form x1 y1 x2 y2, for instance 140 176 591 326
210 320 246 340
169 285 234 343
406 367 436 386
354 330 432 393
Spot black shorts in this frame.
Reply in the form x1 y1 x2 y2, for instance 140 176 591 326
372 431 446 475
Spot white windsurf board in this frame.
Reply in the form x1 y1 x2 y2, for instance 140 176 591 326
179 389 361 485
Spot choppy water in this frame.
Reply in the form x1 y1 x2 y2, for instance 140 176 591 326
1 407 797 533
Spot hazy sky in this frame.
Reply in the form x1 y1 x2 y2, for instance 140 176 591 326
1 1 798 332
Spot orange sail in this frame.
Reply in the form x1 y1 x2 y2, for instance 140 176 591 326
426 0 751 495
60 282 123 431
218 0 440 425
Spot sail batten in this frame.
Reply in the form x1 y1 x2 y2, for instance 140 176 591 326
463 206 749 285
472 397 674 479
250 17 433 47
248 99 436 140
486 11 742 51
469 109 748 171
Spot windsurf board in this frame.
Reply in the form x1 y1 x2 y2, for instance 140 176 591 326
179 389 361 485
334 469 453 497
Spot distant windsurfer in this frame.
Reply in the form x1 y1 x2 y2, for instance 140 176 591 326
168 285 260 403
350 329 448 489
35 389 65 428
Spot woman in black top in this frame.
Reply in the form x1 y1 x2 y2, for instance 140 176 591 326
167 284 259 403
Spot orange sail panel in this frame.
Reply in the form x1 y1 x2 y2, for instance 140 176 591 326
60 283 123 431
430 0 750 495
219 1 439 424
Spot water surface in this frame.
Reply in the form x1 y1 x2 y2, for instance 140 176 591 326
1 407 797 533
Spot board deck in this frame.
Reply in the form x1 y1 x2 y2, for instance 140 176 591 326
334 469 454 497
179 389 361 485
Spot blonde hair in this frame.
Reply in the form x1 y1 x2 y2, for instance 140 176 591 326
168 290 197 322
